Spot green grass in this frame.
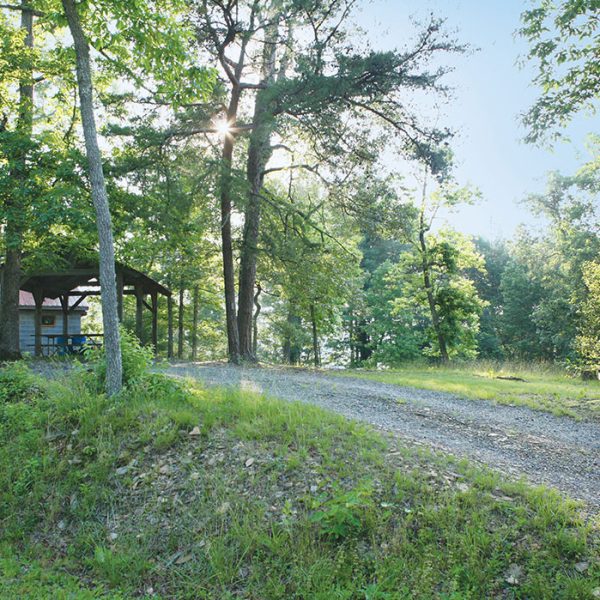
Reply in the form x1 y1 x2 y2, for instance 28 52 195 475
0 362 599 599
335 361 600 418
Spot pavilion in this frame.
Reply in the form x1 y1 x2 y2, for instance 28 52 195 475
16 260 171 356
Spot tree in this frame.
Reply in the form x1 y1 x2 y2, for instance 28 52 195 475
391 179 484 362
62 0 122 395
193 0 464 362
520 0 600 144
576 260 600 375
0 1 34 359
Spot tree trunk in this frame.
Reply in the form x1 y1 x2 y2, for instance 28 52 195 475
0 2 33 360
167 294 174 358
252 283 261 358
177 286 184 359
282 307 301 365
310 303 320 368
217 35 250 365
191 285 199 360
419 228 449 363
62 0 122 395
237 23 278 360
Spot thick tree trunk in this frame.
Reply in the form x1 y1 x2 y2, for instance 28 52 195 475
62 0 122 395
191 285 199 360
0 2 33 360
216 31 253 365
419 228 449 363
177 286 184 359
237 25 278 360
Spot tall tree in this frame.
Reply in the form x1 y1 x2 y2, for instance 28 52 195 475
0 1 34 359
62 0 122 395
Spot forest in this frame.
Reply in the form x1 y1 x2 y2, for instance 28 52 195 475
0 1 599 598
0 0 597 380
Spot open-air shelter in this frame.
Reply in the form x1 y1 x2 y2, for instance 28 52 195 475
17 260 171 356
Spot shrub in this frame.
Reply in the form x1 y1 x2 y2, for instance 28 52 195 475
86 328 153 392
0 362 43 403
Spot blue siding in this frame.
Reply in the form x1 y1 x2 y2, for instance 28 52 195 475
19 310 83 355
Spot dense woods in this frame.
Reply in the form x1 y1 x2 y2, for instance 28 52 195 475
0 0 598 380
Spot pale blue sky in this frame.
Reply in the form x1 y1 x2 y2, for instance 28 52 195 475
355 0 598 239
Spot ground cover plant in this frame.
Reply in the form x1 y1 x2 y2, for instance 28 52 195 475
1 362 599 599
337 361 600 419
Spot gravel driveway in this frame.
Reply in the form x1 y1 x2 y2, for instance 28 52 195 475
163 363 600 510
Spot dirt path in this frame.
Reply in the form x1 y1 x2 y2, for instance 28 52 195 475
163 363 600 509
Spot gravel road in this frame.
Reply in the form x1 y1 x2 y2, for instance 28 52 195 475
163 363 600 510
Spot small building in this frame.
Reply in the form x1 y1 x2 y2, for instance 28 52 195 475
18 291 88 354
3 259 171 356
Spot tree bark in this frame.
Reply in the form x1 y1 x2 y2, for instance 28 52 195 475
216 30 252 365
252 283 261 358
62 0 122 395
237 22 278 360
191 285 199 360
177 286 184 359
167 294 174 358
0 1 33 360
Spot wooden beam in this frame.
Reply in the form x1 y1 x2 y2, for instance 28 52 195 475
116 270 124 322
68 293 88 313
60 294 69 336
135 285 144 344
151 291 158 354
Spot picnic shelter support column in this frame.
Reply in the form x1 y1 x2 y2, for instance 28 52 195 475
151 291 158 354
134 284 144 344
32 287 44 357
60 294 69 337
116 270 124 322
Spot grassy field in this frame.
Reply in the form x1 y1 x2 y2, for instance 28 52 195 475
336 362 600 418
1 362 599 599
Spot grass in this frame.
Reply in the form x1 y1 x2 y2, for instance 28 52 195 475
0 361 599 599
335 361 600 418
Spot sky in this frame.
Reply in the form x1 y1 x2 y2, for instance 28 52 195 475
353 0 598 239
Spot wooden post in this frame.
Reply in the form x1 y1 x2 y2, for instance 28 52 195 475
60 294 69 337
134 285 144 343
167 294 174 359
116 270 124 322
151 291 158 354
33 287 43 357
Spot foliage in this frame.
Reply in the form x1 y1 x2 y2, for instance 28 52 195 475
520 0 600 143
309 484 374 540
0 362 43 403
87 328 153 392
576 260 600 372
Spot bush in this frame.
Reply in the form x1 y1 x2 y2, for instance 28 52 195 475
0 362 43 403
86 328 153 392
